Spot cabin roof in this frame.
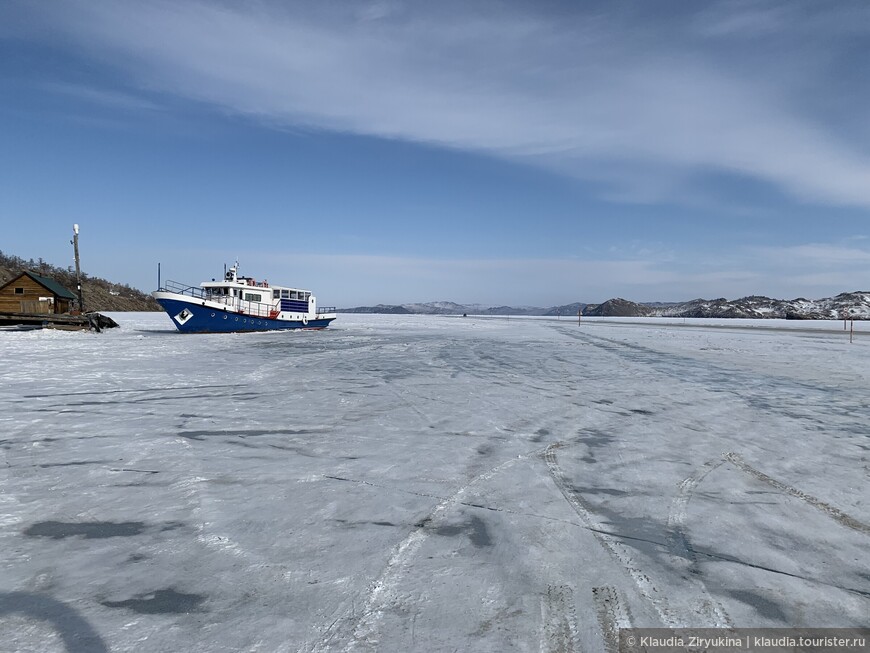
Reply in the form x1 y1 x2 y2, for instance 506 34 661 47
0 271 77 299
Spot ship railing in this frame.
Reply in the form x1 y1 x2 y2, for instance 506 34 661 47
208 295 275 318
241 300 274 318
160 280 208 299
161 280 328 319
161 281 275 318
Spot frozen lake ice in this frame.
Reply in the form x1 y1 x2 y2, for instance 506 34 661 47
1 313 868 652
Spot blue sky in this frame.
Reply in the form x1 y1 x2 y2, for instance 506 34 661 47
2 1 869 307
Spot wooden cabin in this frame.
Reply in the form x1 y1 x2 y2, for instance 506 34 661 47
0 271 77 314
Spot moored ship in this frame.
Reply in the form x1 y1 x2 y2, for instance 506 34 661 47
152 263 336 333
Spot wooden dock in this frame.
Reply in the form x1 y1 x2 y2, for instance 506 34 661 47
0 311 119 332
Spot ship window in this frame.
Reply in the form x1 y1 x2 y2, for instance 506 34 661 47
289 291 297 300
281 290 289 298
273 290 280 299
244 293 262 302
14 287 24 294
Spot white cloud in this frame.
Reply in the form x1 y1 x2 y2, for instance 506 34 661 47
15 0 870 208
38 82 164 112
693 2 796 38
752 243 870 266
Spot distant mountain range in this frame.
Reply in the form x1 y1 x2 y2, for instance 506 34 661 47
338 292 870 320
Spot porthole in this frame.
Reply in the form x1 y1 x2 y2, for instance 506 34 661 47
235 317 239 321
223 315 228 320
211 313 215 318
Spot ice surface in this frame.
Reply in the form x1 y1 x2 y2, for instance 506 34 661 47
1 313 867 652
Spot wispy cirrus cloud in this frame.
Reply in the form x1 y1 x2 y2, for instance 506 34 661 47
753 242 870 266
9 0 870 209
38 82 164 112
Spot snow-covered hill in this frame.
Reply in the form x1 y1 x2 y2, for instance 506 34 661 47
652 292 870 320
339 292 870 319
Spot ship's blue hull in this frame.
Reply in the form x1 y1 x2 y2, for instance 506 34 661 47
156 297 335 333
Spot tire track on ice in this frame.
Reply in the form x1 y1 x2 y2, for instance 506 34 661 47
306 445 549 653
665 459 733 627
592 586 633 653
543 443 732 628
558 327 867 436
723 452 870 535
540 584 579 653
322 473 583 528
667 460 869 600
667 460 723 548
542 443 678 627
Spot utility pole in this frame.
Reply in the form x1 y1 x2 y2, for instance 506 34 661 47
72 223 84 313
